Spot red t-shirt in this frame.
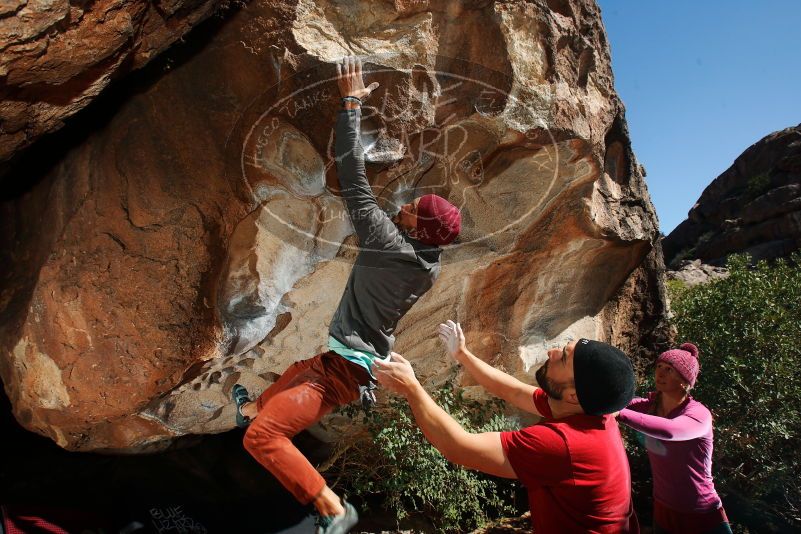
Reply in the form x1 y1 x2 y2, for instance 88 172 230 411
500 389 639 533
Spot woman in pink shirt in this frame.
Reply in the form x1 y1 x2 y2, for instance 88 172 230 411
617 343 731 534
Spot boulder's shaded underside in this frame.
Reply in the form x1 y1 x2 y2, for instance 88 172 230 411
0 0 668 452
0 0 239 163
664 124 801 268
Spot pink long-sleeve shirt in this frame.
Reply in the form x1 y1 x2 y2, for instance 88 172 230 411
618 393 722 513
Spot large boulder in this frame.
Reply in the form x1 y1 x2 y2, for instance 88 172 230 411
0 0 668 451
663 124 801 267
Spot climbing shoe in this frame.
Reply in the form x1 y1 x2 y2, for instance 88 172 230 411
231 383 252 428
314 500 359 534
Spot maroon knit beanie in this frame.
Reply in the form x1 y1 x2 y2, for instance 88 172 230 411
415 194 461 246
657 342 700 388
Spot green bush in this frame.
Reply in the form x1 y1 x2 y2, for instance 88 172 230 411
665 278 688 300
668 252 801 526
327 383 519 532
746 171 772 199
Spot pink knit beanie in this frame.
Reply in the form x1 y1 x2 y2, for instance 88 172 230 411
657 342 700 388
415 194 461 246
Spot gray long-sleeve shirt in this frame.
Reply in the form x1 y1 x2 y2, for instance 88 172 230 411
329 108 441 364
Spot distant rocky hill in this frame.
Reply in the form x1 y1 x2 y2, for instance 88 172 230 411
663 124 801 268
666 259 728 287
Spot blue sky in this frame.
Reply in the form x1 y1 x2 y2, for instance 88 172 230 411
597 1 801 234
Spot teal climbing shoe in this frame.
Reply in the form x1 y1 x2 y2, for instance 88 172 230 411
314 500 359 534
231 383 252 428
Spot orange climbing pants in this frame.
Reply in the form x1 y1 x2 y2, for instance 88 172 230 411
242 351 370 504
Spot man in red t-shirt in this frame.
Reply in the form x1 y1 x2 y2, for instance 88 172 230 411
373 321 639 533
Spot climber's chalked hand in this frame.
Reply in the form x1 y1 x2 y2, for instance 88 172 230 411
336 55 379 100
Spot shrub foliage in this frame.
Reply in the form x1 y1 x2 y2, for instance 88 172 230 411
668 253 801 525
328 383 519 531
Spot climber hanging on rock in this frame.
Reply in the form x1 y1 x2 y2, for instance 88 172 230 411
229 55 461 534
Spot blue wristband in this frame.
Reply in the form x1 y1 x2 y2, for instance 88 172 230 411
341 96 362 107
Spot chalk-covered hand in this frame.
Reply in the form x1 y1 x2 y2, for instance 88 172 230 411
437 320 467 362
336 55 379 100
373 352 419 396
